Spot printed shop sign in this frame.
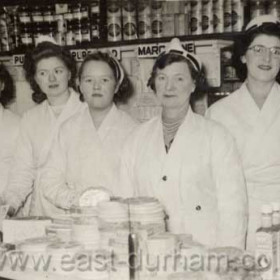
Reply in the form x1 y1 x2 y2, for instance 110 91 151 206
12 47 121 66
71 47 121 61
137 42 195 58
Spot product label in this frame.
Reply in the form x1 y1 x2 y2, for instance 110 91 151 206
151 19 163 37
138 42 195 58
12 54 24 66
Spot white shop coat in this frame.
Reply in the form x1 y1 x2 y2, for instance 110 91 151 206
119 108 247 248
37 104 138 217
3 89 83 216
0 104 20 195
207 82 280 251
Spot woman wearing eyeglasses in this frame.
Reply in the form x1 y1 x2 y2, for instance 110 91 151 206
119 38 247 248
207 15 280 251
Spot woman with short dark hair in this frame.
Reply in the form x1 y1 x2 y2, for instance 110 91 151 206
0 64 19 196
207 15 280 251
38 51 137 216
119 38 247 248
3 40 83 216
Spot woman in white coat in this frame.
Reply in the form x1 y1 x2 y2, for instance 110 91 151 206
119 38 248 248
206 15 280 251
38 52 138 216
2 40 83 216
0 65 20 196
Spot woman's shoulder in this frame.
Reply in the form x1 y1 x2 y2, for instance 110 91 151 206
194 112 234 139
22 101 48 119
2 107 20 128
207 86 244 114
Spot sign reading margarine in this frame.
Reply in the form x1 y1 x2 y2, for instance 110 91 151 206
137 42 195 58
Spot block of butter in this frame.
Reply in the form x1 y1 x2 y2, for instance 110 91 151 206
3 216 52 243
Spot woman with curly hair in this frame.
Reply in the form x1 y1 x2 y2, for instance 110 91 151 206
3 40 83 216
0 64 19 196
38 52 138 216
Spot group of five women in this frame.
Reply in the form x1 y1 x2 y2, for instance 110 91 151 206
1 14 280 251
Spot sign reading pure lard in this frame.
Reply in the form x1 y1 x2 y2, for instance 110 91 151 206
71 47 121 62
12 47 121 66
137 42 195 58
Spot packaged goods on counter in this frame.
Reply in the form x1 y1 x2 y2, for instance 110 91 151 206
255 204 277 280
45 224 73 242
2 216 52 243
79 186 111 208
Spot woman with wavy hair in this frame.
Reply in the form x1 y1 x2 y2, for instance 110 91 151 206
3 40 83 216
0 64 19 196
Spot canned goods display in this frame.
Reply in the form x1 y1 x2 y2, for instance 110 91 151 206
90 1 100 14
151 13 163 38
162 14 175 37
122 1 136 17
175 14 187 36
18 6 31 23
213 0 224 33
190 0 202 35
81 20 91 43
202 0 214 34
138 14 152 39
232 0 244 32
91 16 100 40
123 16 137 40
0 1 267 52
66 23 75 46
250 1 266 19
224 0 232 32
107 15 122 42
107 0 122 17
268 1 280 19
138 0 151 16
151 0 163 15
31 6 43 23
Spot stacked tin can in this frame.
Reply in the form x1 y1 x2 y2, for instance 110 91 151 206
250 0 280 20
138 0 152 39
250 0 266 19
64 3 91 46
151 0 164 38
106 0 122 42
190 0 202 35
0 8 11 51
202 0 214 34
122 0 137 40
232 0 245 32
90 1 101 41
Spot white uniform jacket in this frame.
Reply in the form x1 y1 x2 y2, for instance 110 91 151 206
206 82 280 251
119 108 248 248
38 104 138 217
3 89 83 216
0 104 20 195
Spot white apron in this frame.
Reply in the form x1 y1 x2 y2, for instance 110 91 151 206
207 82 280 251
0 105 20 195
37 104 138 217
120 109 247 248
4 89 83 216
